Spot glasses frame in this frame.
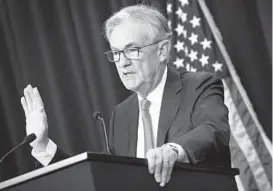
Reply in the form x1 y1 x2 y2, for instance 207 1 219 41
105 39 166 62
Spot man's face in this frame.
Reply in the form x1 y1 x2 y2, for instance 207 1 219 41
108 21 161 94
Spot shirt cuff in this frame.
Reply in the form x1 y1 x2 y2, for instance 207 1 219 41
165 143 189 163
31 139 57 166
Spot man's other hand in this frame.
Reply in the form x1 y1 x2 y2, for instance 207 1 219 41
146 145 178 187
21 84 49 151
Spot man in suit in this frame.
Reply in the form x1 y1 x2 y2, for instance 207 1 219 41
21 5 231 187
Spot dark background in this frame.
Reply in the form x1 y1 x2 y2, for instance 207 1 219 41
0 0 271 182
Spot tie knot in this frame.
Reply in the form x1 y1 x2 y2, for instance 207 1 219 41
140 98 151 111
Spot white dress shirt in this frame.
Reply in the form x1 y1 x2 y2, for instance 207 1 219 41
32 66 188 166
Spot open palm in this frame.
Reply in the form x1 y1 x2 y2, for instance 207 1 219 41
21 85 49 149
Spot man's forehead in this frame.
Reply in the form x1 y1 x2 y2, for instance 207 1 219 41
109 21 152 49
110 42 140 50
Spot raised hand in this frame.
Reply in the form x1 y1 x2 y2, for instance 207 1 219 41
21 84 49 151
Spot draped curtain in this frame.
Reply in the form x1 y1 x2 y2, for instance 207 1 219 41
0 0 270 183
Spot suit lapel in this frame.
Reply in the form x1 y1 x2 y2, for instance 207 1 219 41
157 67 183 147
126 95 139 157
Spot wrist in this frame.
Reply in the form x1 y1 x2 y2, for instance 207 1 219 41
161 144 179 155
167 144 179 155
32 138 49 152
163 143 189 163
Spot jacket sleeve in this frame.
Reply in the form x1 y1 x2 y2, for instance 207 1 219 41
34 147 71 169
172 73 230 165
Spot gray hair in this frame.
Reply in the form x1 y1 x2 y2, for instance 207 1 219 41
103 4 172 42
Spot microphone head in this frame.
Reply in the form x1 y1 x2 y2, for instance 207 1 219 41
24 133 37 143
93 112 102 120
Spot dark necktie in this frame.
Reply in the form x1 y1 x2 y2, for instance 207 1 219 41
140 98 154 156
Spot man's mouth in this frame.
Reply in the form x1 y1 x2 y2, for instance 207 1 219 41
123 72 134 77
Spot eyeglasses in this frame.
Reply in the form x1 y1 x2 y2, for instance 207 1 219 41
105 39 165 62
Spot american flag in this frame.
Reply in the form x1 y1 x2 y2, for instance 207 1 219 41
166 0 272 191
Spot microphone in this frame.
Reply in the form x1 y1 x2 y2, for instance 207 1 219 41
93 112 110 154
23 133 37 144
0 133 37 163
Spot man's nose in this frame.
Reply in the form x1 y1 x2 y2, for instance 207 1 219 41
118 52 130 67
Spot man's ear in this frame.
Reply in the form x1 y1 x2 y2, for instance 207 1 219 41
157 40 170 62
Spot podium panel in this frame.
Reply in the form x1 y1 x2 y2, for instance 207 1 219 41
0 152 239 191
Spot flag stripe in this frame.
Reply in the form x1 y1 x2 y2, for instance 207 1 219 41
224 80 272 191
225 78 272 184
230 143 258 191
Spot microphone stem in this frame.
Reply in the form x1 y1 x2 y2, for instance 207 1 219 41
0 141 25 163
100 117 110 154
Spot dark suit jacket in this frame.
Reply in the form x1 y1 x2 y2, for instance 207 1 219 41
47 66 231 168
108 66 231 167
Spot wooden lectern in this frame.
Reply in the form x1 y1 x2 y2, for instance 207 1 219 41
0 152 239 191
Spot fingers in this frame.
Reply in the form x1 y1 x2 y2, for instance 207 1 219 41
32 87 44 110
154 149 162 183
21 85 44 115
146 146 178 187
23 84 34 112
146 149 156 174
21 97 29 117
147 148 162 183
160 147 170 187
166 150 177 183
